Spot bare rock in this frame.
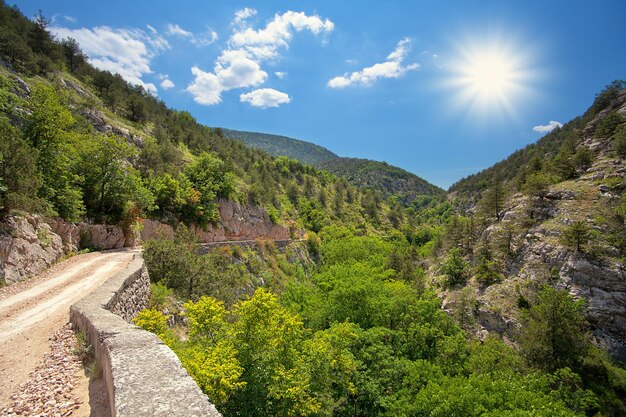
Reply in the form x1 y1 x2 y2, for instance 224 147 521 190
59 77 88 97
86 224 126 249
141 200 293 243
11 76 30 98
0 215 64 284
140 219 174 241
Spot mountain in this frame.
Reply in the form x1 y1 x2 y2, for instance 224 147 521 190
221 127 445 202
219 128 338 166
449 80 626 202
439 81 626 362
1 3 626 415
0 2 429 237
318 157 445 202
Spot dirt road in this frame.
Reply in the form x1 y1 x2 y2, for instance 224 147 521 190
0 249 135 409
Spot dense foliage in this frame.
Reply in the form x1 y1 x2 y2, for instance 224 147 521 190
221 128 444 206
2 3 625 415
318 157 445 205
0 1 443 235
139 227 626 417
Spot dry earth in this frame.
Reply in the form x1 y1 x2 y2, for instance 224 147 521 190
0 249 135 415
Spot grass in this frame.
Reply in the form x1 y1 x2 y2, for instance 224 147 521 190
73 329 103 379
57 248 91 263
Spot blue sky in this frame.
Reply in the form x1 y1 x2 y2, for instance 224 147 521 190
14 0 626 188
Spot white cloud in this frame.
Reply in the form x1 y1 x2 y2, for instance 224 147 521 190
146 24 157 34
328 37 419 88
166 23 192 38
215 49 267 89
275 71 286 79
166 23 217 46
234 8 257 25
160 79 175 89
240 88 291 108
51 14 76 24
186 10 333 106
533 120 563 133
192 29 218 46
186 67 223 105
51 25 169 94
230 11 334 60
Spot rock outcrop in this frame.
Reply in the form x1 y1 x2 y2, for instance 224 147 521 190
1 200 298 285
141 199 296 243
442 89 626 360
0 216 64 284
0 214 126 284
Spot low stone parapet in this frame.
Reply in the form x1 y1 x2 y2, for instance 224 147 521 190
70 254 220 417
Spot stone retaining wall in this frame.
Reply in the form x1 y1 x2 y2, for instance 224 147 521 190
70 254 220 417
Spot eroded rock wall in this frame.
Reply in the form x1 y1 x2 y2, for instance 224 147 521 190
1 200 294 285
141 199 296 243
0 215 126 284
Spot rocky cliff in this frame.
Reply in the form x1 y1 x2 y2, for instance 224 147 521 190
1 200 295 285
140 199 295 243
443 89 626 360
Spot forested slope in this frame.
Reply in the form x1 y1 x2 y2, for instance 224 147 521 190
0 1 426 237
220 128 338 166
220 128 444 204
1 2 625 416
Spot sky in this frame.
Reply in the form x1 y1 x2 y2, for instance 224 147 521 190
14 0 626 189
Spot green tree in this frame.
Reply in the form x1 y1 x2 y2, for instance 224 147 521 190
60 37 86 73
561 220 591 252
24 83 84 220
473 239 501 285
441 248 468 287
143 226 206 298
613 125 626 158
77 133 153 221
226 288 319 417
520 286 589 372
480 180 506 221
0 118 41 215
595 112 624 138
573 147 593 172
523 172 553 200
185 152 235 224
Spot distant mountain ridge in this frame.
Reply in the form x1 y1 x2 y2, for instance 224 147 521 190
317 157 444 202
220 128 445 202
220 128 338 166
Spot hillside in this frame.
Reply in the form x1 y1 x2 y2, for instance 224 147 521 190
1 3 626 416
318 157 445 203
449 80 626 203
221 127 444 202
0 2 427 240
220 128 338 166
438 82 626 362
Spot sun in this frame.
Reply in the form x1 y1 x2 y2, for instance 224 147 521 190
463 51 515 100
446 35 534 119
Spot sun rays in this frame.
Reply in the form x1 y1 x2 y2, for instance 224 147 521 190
445 34 536 121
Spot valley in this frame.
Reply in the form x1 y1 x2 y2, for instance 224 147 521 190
0 2 624 416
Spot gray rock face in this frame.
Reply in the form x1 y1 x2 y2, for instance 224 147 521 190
0 216 64 284
1 200 299 284
141 199 297 243
560 255 626 360
0 214 127 284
